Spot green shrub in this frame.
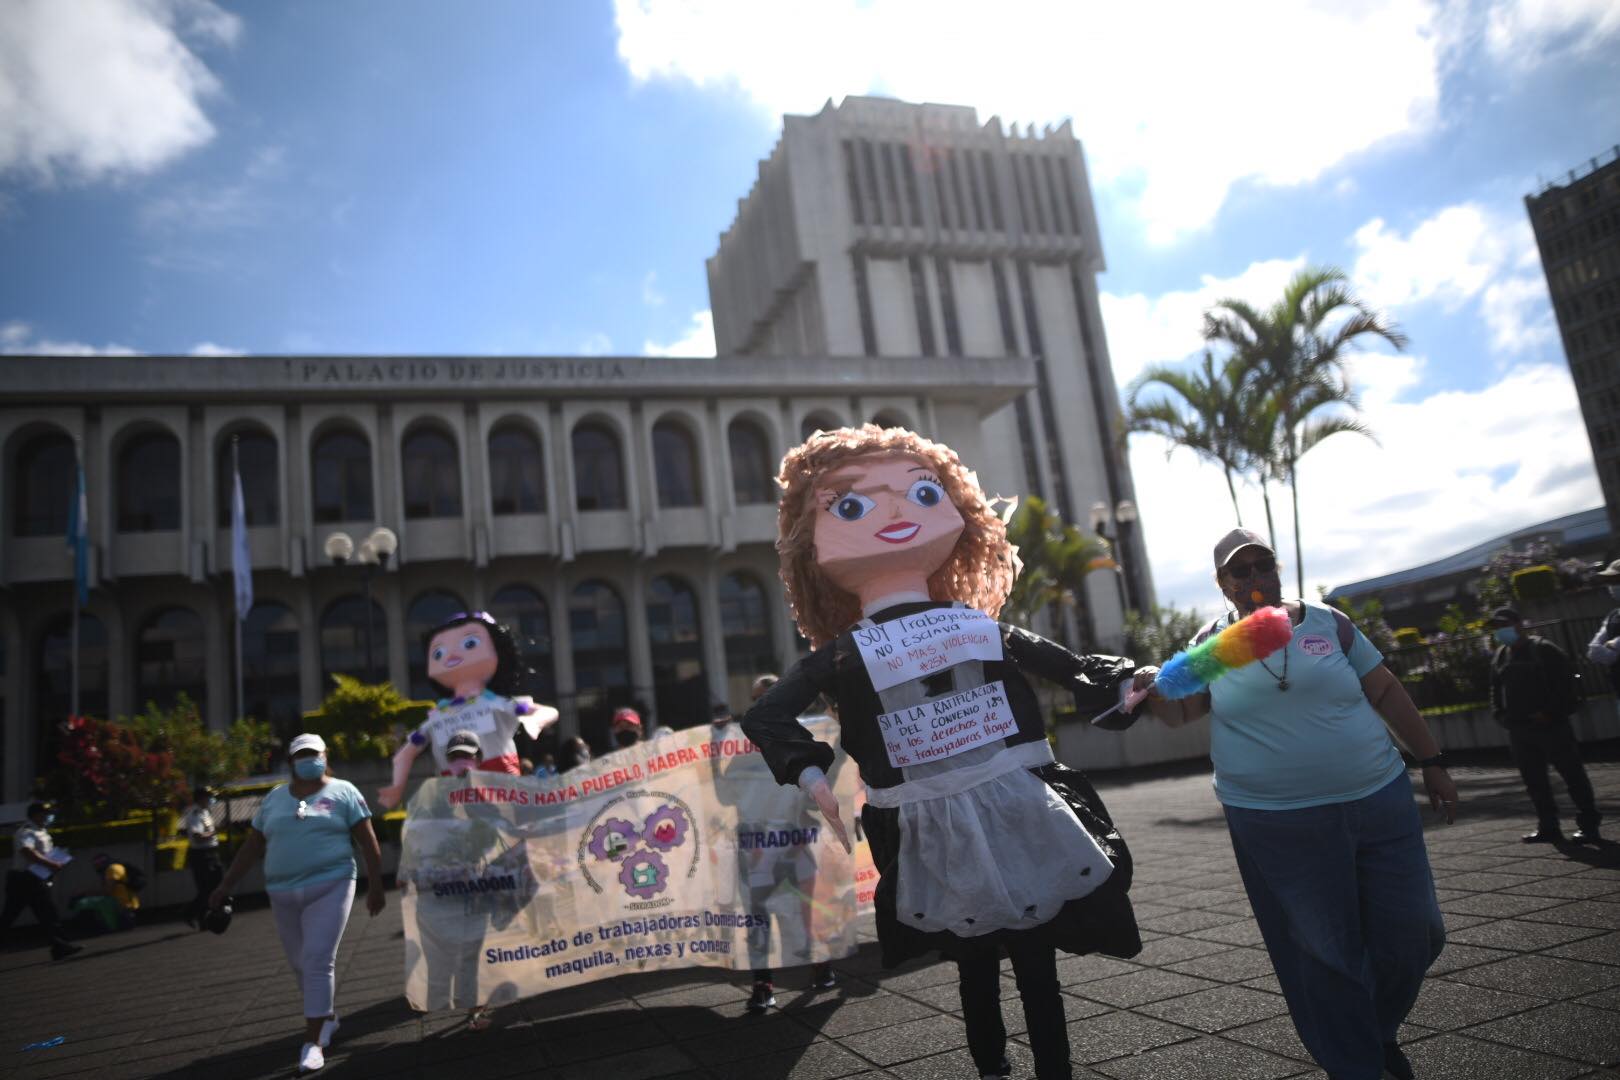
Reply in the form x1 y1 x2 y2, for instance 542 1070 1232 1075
302 675 432 760
1394 627 1424 648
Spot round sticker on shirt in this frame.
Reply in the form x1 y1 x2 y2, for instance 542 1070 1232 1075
1299 635 1333 657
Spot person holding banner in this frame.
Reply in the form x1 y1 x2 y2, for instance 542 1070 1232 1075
744 425 1142 1080
378 611 558 809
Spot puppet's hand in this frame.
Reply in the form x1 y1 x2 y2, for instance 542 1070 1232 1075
377 783 405 810
803 774 852 855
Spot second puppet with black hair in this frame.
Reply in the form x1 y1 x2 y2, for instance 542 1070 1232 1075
378 611 559 809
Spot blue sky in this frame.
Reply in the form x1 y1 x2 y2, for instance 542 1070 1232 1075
3 0 1617 611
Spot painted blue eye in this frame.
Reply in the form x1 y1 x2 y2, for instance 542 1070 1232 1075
461 636 481 651
908 480 945 508
830 493 876 521
431 647 445 661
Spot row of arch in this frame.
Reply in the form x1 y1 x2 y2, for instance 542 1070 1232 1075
28 572 779 767
11 411 913 538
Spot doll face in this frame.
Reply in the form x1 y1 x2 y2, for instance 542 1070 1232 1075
427 622 499 694
812 454 964 593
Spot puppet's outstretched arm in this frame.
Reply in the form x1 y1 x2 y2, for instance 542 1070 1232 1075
377 735 425 810
513 698 560 741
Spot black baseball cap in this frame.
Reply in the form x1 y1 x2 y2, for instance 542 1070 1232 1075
445 730 481 757
1489 606 1521 625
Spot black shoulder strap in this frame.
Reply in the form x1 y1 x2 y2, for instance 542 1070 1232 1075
1192 614 1228 647
1330 606 1355 657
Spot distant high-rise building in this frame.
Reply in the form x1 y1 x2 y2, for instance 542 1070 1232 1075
1526 145 1620 536
707 96 1153 638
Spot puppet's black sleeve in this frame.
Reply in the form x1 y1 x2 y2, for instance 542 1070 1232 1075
1004 624 1137 711
741 645 838 786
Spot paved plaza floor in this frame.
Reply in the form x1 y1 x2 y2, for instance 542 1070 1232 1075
5 759 1619 1080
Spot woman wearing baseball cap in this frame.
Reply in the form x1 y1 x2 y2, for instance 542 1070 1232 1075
210 733 386 1074
1136 528 1457 1080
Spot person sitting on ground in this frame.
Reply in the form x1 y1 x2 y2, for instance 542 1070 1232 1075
1491 606 1601 843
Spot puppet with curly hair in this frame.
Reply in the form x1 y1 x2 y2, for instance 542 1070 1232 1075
743 425 1144 1080
378 612 558 810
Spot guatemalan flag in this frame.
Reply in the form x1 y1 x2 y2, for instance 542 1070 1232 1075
231 463 254 619
67 460 88 604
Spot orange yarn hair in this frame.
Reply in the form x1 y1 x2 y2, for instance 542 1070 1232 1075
775 424 1017 648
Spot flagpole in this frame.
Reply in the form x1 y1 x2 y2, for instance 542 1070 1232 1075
233 435 245 724
70 445 83 718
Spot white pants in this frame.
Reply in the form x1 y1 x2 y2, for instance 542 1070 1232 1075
270 877 355 1018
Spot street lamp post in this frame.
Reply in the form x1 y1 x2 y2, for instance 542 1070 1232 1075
323 526 399 683
1089 499 1140 618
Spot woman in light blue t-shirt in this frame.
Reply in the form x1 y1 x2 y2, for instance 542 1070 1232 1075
212 733 386 1075
1138 529 1458 1080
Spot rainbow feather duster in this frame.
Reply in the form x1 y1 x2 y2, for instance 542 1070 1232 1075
1153 606 1295 699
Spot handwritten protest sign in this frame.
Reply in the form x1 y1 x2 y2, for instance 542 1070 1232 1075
852 608 1004 693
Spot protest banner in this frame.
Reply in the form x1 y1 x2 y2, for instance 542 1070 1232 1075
399 720 865 1010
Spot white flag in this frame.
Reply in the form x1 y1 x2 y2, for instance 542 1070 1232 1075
231 468 253 619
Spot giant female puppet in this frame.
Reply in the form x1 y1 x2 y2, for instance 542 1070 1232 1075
379 611 558 809
742 425 1143 1080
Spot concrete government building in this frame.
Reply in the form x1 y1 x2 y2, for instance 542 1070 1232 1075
0 97 1153 801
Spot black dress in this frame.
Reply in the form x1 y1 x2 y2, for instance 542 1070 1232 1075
741 600 1143 967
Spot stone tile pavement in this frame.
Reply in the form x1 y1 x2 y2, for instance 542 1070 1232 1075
4 760 1618 1080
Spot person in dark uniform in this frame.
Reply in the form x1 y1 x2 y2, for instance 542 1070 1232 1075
1491 606 1601 843
743 425 1141 1080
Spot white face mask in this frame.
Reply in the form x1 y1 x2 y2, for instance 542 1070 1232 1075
447 758 476 776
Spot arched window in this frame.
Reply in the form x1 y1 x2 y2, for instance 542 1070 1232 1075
652 419 702 508
488 423 545 515
117 431 181 532
727 419 774 506
13 431 75 537
241 602 301 738
35 614 108 768
320 595 388 687
800 413 841 443
406 589 466 700
572 423 625 511
489 584 555 703
647 575 706 729
871 411 909 430
720 572 775 711
216 429 279 527
402 426 462 519
570 580 630 747
136 607 207 712
311 429 373 524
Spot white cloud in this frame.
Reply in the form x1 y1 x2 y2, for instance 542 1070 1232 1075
1349 202 1553 352
0 0 239 183
641 270 665 307
0 319 241 356
643 309 717 357
613 0 1441 242
1100 257 1305 386
578 332 614 356
1483 0 1620 64
1133 359 1599 617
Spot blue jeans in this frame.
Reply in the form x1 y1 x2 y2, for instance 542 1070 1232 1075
1223 774 1445 1080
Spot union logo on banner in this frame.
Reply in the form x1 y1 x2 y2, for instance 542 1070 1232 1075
578 790 702 908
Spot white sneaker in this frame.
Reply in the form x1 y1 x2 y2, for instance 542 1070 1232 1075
298 1042 324 1072
318 1016 339 1048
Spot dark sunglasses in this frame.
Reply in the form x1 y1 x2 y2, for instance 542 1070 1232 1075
1225 555 1276 580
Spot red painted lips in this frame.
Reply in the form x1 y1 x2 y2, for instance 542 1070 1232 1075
875 522 921 544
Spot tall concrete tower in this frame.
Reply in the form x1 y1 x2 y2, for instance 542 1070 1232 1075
706 96 1152 648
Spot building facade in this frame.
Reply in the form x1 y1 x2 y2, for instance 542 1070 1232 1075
707 97 1153 625
1526 145 1620 537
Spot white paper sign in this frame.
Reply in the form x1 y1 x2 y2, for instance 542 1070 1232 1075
876 679 1017 768
853 608 1004 693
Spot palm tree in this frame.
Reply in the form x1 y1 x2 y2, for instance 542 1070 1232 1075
1002 496 1114 633
1124 351 1255 526
1204 267 1404 596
